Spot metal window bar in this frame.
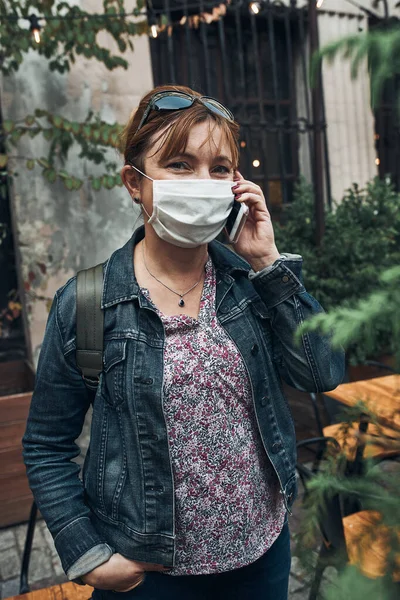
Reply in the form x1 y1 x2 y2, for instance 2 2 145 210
148 0 327 217
199 0 212 94
265 1 288 206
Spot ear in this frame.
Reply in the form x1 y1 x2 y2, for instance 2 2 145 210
121 165 140 197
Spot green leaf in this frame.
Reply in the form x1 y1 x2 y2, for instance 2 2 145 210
43 129 54 141
44 168 57 183
91 177 102 191
83 125 92 139
0 154 8 168
101 128 110 143
71 122 81 135
101 175 109 188
37 158 50 169
63 121 72 132
117 38 127 53
51 115 64 128
115 173 123 186
105 176 115 189
64 178 75 191
3 120 15 134
92 129 101 142
73 178 83 190
10 130 22 145
110 132 119 146
26 159 35 170
29 128 40 138
24 115 35 126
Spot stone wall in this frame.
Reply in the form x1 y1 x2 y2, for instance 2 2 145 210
2 0 153 363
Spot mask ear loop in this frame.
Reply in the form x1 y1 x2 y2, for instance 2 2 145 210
128 164 153 221
129 164 154 181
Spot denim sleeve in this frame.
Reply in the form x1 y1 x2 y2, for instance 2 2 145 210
249 256 346 392
67 543 113 582
22 289 112 576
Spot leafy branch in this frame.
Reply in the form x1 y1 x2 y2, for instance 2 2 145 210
296 265 400 370
312 24 400 108
0 0 147 75
1 109 125 190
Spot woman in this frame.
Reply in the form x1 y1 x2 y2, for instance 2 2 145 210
23 85 345 600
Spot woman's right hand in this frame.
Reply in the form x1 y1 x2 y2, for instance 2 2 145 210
81 553 168 591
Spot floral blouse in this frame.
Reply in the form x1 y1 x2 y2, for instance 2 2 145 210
140 257 285 576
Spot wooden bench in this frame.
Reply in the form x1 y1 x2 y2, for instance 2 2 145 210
7 582 93 600
0 360 35 527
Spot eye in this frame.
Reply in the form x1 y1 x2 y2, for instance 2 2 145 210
167 161 190 170
212 165 231 175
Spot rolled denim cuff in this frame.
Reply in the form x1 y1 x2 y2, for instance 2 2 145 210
248 253 302 279
249 254 305 309
54 516 110 575
67 542 114 581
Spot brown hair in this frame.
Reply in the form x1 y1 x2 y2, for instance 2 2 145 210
120 85 240 174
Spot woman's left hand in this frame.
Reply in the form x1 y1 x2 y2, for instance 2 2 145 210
231 171 281 272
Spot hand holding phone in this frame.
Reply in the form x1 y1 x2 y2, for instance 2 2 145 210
225 200 249 243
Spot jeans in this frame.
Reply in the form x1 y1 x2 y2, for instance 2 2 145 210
91 522 291 600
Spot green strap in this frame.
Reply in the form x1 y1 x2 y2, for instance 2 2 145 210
76 264 104 381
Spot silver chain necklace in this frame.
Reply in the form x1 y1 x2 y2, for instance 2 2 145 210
141 242 205 307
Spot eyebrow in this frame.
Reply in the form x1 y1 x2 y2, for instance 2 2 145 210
165 152 233 165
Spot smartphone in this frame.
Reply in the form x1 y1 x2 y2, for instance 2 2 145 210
225 200 249 243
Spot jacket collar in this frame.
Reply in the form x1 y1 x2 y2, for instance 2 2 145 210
102 226 250 308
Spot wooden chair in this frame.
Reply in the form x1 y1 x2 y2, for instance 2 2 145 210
20 501 38 594
323 420 400 462
308 359 400 467
296 437 400 600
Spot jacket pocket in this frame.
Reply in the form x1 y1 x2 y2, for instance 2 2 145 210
102 339 127 407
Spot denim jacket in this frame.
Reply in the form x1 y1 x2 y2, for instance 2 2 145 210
23 227 345 580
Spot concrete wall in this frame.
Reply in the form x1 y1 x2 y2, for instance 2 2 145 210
2 0 153 362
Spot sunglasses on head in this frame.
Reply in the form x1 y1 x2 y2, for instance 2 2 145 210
135 91 235 135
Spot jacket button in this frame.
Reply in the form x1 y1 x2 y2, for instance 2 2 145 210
220 303 234 314
271 441 282 453
251 344 259 355
282 275 289 283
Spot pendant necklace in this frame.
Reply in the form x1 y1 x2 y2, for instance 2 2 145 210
141 243 204 307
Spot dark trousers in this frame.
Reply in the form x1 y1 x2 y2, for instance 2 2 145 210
91 522 291 600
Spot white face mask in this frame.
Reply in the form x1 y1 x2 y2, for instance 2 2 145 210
131 166 234 248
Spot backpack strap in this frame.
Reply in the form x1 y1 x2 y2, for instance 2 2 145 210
76 264 104 386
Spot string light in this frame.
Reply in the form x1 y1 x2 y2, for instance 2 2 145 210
316 0 325 8
240 141 246 148
29 14 41 44
375 157 380 166
249 2 261 15
253 159 260 167
0 2 232 41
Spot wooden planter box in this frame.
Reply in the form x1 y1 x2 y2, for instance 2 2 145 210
0 360 35 528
